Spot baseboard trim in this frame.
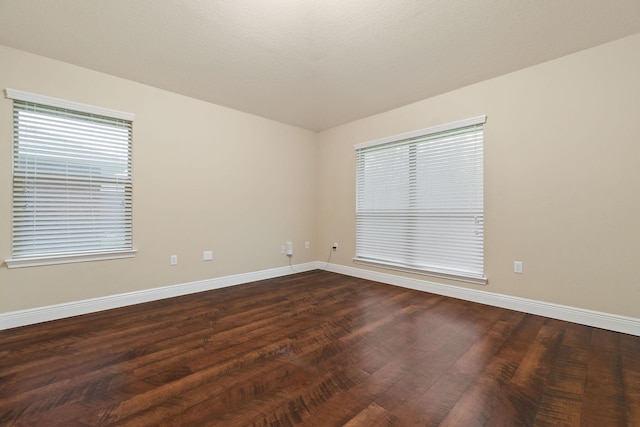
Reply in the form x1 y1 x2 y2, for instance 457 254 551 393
0 262 318 330
323 263 640 336
3 261 639 336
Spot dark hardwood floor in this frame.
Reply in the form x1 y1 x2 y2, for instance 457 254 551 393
1 270 638 426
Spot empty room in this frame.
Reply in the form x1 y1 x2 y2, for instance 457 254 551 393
1 1 639 425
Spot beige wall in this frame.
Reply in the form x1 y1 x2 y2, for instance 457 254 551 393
2 34 639 320
317 34 640 318
0 46 318 313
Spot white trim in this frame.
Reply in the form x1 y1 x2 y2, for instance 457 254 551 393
3 261 638 337
0 262 318 330
4 88 135 121
323 263 640 336
354 115 486 150
5 250 138 269
353 257 488 285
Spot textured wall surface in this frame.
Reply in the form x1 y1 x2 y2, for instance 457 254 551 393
0 46 318 312
317 35 640 318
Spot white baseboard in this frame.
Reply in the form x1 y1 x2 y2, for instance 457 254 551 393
323 263 640 336
0 262 318 330
3 261 639 336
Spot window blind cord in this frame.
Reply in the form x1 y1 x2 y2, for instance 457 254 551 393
324 246 333 270
288 254 297 273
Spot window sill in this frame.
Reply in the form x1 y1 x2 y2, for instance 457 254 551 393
5 250 137 269
353 257 488 285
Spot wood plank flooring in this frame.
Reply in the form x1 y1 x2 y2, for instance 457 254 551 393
1 270 638 426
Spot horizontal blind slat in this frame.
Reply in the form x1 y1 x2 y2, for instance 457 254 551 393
11 97 133 259
355 120 484 280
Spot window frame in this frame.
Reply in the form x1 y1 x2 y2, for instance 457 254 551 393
354 115 487 285
4 89 136 268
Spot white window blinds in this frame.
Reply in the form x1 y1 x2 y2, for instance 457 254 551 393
354 116 486 284
6 89 135 267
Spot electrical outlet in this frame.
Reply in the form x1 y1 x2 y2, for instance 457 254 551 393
305 241 310 249
332 242 338 251
170 255 178 266
203 250 213 261
514 261 523 274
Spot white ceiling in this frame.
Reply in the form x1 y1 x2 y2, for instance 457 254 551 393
1 1 639 131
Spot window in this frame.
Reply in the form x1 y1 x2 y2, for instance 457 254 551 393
354 116 486 284
5 89 135 268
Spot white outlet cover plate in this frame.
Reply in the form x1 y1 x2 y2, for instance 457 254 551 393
514 261 523 274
